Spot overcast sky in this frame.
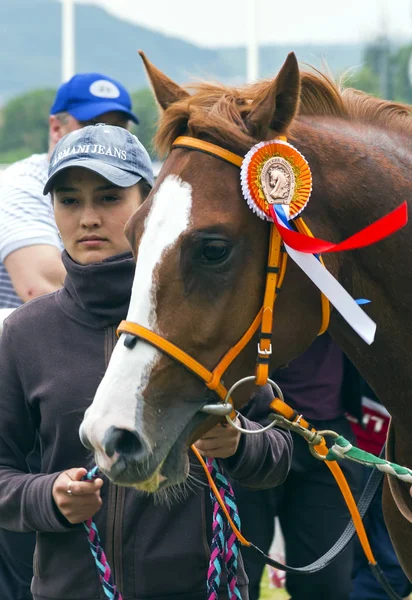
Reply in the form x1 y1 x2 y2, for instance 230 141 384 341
75 0 412 47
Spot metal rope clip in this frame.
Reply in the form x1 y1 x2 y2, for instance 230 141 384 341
308 429 339 461
269 413 323 445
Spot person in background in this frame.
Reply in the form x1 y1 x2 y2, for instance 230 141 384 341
234 333 362 600
0 74 139 600
348 378 412 600
0 72 139 309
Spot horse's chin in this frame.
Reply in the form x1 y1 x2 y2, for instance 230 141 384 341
102 436 190 491
133 436 191 492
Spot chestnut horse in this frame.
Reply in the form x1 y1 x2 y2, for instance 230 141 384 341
80 53 412 574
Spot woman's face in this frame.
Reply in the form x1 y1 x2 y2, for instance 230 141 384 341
52 167 144 264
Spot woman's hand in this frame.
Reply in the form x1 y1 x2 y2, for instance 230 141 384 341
52 467 104 524
194 420 241 459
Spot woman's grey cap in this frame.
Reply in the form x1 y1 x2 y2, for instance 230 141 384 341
44 124 154 194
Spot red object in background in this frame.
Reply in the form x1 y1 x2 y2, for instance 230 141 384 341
347 396 390 455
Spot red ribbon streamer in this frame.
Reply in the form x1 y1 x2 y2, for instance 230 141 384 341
270 202 408 254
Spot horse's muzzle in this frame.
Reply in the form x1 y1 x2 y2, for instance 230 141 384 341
103 426 149 462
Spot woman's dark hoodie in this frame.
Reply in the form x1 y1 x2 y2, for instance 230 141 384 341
0 250 292 600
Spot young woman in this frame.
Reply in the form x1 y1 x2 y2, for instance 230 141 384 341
0 124 292 600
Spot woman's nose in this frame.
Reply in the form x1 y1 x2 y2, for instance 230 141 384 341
80 207 102 228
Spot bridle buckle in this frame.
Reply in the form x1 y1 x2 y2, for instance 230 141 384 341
257 342 272 356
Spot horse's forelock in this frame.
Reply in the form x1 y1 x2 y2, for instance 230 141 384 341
154 67 412 157
155 82 257 157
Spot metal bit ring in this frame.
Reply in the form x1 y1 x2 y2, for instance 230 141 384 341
224 376 285 435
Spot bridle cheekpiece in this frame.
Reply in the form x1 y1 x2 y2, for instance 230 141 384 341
117 135 330 416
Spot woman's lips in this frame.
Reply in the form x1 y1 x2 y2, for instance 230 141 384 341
78 238 108 247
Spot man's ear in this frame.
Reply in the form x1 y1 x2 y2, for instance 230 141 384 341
49 115 64 146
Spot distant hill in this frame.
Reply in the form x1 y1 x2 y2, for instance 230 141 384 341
0 0 367 103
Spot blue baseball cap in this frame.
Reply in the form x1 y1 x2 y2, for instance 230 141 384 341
44 124 154 195
50 73 139 124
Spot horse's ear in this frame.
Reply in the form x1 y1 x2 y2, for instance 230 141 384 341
138 51 189 110
247 52 301 137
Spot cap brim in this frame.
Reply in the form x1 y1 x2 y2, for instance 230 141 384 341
43 158 142 195
68 101 139 124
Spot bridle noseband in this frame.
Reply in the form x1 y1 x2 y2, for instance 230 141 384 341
117 136 330 412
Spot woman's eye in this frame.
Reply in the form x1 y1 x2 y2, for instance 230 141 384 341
101 195 119 203
60 197 77 206
201 241 230 262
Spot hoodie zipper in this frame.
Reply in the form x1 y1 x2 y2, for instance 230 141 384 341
104 326 125 595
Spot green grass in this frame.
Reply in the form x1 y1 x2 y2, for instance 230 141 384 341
259 568 288 599
258 568 412 599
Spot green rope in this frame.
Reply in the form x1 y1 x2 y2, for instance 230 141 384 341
325 436 412 484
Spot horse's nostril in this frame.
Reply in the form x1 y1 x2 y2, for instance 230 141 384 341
103 426 147 460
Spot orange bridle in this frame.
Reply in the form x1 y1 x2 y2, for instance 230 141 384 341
117 136 330 408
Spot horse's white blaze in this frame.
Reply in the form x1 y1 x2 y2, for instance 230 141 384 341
81 175 193 453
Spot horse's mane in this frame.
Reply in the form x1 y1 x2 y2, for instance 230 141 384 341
155 68 412 157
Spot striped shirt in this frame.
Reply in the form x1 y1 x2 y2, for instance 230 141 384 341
0 153 62 308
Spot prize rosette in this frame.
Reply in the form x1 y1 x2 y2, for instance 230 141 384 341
240 138 312 221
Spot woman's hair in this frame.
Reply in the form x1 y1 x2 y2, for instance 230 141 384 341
138 179 152 201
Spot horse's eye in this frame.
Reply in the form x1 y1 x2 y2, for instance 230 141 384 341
201 241 229 262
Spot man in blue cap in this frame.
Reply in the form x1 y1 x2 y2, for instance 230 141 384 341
0 73 141 600
0 72 139 310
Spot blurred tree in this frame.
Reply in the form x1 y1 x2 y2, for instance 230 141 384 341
129 88 159 159
0 88 56 155
345 65 380 96
345 41 412 104
392 44 412 104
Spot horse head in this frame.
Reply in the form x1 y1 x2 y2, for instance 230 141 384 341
79 52 324 491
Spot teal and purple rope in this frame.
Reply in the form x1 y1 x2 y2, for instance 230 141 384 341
206 457 242 600
82 467 123 600
83 461 242 600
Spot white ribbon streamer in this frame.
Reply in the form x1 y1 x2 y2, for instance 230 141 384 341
284 244 376 345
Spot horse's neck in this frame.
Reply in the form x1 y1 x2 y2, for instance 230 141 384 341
292 119 412 423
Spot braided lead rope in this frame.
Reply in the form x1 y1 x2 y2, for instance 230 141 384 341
83 463 240 600
214 468 242 600
326 436 412 483
206 479 225 599
83 458 242 600
82 467 123 600
206 458 242 600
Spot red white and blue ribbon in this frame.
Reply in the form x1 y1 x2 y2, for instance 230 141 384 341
270 203 407 345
